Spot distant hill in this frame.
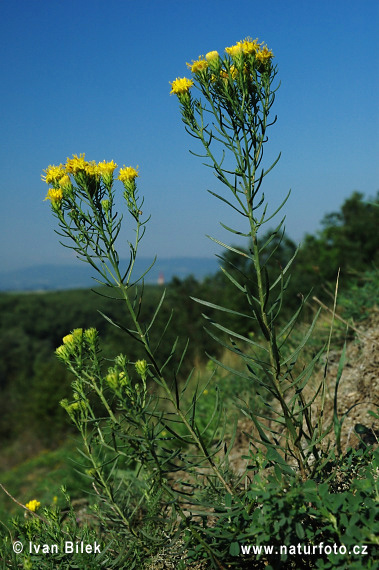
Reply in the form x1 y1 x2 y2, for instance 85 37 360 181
0 257 219 291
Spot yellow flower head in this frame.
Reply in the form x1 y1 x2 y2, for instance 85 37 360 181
25 499 41 512
61 328 82 347
256 45 274 63
187 56 208 74
44 188 64 206
169 77 194 95
97 160 117 177
118 166 139 183
225 43 242 58
206 50 219 62
84 160 98 178
62 333 74 345
220 65 238 81
239 37 261 54
42 164 66 185
58 174 72 189
65 153 87 175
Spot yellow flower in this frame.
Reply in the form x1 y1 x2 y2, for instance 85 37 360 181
239 38 261 54
44 188 63 205
225 43 242 58
220 65 238 81
62 333 74 345
61 328 82 347
58 174 72 189
55 345 68 360
41 164 65 185
187 57 208 74
205 51 220 72
97 160 117 177
256 45 274 63
118 166 139 183
206 51 219 62
169 77 194 95
65 153 87 174
83 160 98 177
25 499 41 512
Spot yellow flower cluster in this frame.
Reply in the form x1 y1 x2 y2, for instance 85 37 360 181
225 38 262 57
42 164 65 185
256 45 274 63
206 51 219 63
169 77 194 95
56 328 84 360
44 188 64 206
25 499 41 512
43 155 118 186
97 159 118 177
42 155 126 207
65 153 88 175
187 56 208 74
63 328 83 345
219 65 238 81
118 166 139 183
171 37 273 99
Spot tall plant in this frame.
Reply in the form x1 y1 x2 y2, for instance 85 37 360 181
170 38 327 478
28 37 348 568
41 152 237 565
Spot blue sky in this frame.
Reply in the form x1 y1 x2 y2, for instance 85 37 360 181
1 0 378 272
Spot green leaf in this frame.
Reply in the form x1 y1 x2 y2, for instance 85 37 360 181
295 522 305 539
206 235 253 260
229 541 240 556
191 296 253 319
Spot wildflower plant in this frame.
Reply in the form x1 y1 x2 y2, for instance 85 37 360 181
170 37 328 478
41 151 237 565
17 38 375 569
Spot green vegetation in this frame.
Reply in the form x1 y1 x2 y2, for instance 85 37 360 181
1 191 377 457
1 36 378 570
1 192 378 569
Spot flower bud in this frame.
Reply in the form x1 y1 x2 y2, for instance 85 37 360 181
84 327 98 344
205 51 220 71
135 359 148 379
101 199 110 212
